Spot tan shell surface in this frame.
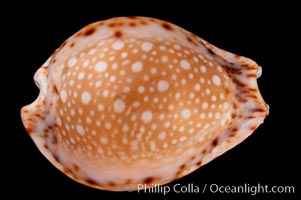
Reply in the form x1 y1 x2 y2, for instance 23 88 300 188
21 17 268 191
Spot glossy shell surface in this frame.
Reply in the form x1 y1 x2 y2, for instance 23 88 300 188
21 17 268 191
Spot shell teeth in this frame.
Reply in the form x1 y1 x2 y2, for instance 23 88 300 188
33 58 50 97
257 66 262 78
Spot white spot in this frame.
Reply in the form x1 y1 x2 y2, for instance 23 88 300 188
200 77 205 84
122 136 128 145
76 125 85 136
189 73 194 79
189 128 195 134
215 112 221 119
202 102 208 109
208 112 213 118
122 124 129 132
181 78 187 85
179 126 185 132
150 141 156 151
143 75 149 81
180 59 191 70
123 86 130 93
69 137 75 144
160 45 166 51
86 117 92 124
157 80 169 92
130 140 138 150
133 101 140 108
224 102 230 109
220 93 225 99
212 75 221 86
113 99 125 113
211 95 217 101
206 88 211 95
90 110 95 116
119 69 126 76
143 96 149 102
194 83 201 91
189 92 195 99
67 57 77 67
57 117 62 126
164 121 170 128
149 87 155 92
112 41 125 50
161 56 168 62
141 111 152 123
109 76 116 82
97 147 104 154
181 109 191 119
174 44 181 50
179 136 187 142
150 124 157 130
200 113 206 119
193 56 199 63
158 132 166 140
97 104 104 111
121 52 128 58
94 61 107 72
81 92 91 104
102 90 109 98
70 109 75 116
69 80 75 86
105 122 111 130
141 42 153 52
78 72 85 80
131 61 143 73
171 139 177 145
98 136 108 145
168 104 175 110
95 81 102 88
138 86 145 93
83 60 89 67
60 90 67 103
159 113 165 120
200 65 206 73
88 48 96 55
150 67 157 74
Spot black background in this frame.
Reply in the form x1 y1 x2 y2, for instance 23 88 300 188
7 2 299 199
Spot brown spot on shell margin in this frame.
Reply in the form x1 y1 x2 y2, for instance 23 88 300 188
162 23 173 31
53 154 60 163
84 27 96 36
128 22 136 27
108 22 116 28
86 178 98 186
114 31 122 38
73 164 79 172
140 20 147 25
143 177 154 184
196 161 202 166
127 16 137 19
212 138 219 147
